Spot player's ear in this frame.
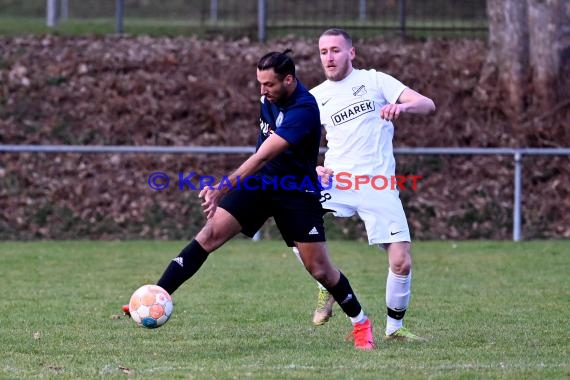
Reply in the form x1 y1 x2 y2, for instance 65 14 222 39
284 74 294 86
349 46 356 60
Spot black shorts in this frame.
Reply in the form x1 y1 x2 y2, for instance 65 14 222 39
218 186 326 247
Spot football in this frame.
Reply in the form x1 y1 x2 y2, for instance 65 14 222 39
128 284 173 328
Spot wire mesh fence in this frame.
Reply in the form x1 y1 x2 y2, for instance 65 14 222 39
0 0 488 39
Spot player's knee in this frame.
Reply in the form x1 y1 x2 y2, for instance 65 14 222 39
390 251 412 275
195 224 224 251
391 259 411 275
306 265 329 285
388 243 412 274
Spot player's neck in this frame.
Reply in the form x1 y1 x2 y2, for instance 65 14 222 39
340 67 354 81
278 79 297 105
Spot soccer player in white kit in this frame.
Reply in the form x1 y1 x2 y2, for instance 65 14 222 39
294 28 436 341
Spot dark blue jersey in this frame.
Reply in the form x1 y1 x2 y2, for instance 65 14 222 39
256 81 321 194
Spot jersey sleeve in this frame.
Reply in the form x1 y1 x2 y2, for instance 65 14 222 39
376 71 407 104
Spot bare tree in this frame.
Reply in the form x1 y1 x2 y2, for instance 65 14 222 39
479 0 570 117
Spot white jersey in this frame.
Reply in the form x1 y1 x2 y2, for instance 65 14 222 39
310 68 406 176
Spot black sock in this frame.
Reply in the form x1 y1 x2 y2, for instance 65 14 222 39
156 239 209 295
387 307 406 320
326 272 362 318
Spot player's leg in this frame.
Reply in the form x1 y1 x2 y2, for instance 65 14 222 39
292 187 357 325
155 208 242 295
292 246 333 325
383 241 424 341
358 187 425 341
385 241 412 335
296 241 374 350
276 192 374 349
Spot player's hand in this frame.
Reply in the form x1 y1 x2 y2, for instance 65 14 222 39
380 103 403 121
199 185 223 219
316 165 334 187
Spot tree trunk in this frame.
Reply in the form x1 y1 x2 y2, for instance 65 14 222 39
485 0 529 115
528 0 560 108
481 0 569 117
556 1 570 101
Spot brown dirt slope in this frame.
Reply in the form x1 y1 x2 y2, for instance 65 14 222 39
0 35 568 240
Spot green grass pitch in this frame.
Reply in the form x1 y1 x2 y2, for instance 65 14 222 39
1 240 568 379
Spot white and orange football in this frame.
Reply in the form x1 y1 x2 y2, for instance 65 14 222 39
128 284 173 328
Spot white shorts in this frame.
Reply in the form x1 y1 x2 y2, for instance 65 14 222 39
321 182 411 245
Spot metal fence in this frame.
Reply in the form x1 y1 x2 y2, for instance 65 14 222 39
3 0 488 40
2 144 569 241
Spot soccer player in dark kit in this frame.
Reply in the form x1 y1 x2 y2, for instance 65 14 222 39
124 50 375 350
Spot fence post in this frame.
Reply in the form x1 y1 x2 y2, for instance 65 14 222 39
210 0 218 23
359 0 367 22
46 0 57 27
115 0 125 34
399 0 406 38
513 151 522 241
60 0 68 21
258 0 267 42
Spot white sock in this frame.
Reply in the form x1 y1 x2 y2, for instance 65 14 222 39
350 310 366 325
385 268 411 335
292 247 303 264
292 247 326 290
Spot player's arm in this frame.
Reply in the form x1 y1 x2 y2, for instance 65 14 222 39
225 133 289 186
199 134 290 218
397 88 436 114
380 88 436 120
